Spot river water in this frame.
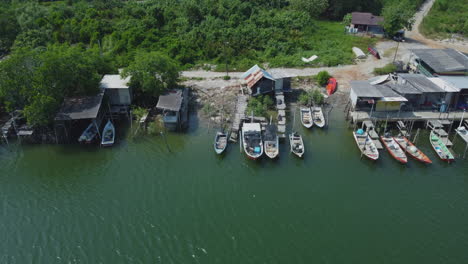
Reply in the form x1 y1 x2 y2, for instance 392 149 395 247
1 107 468 263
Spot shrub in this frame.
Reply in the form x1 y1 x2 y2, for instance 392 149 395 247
316 71 331 86
373 63 397 75
311 89 324 105
246 95 273 117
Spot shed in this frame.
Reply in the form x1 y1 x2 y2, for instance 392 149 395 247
100 74 132 109
156 88 189 131
350 12 384 34
242 65 276 96
350 81 407 111
409 49 468 76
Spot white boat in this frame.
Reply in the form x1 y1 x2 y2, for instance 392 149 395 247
214 131 228 154
353 129 379 161
380 134 407 164
101 119 115 147
264 125 279 159
312 107 325 128
78 122 98 144
430 130 454 162
300 107 313 128
289 132 304 158
242 123 263 159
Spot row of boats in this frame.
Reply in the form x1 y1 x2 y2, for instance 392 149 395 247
78 119 115 147
214 107 327 159
353 128 455 164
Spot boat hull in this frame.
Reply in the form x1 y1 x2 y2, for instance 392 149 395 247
353 132 379 161
430 131 455 162
289 133 305 158
214 132 228 155
300 108 313 128
393 137 432 164
380 136 407 164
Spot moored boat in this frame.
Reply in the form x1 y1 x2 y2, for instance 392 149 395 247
353 129 379 161
214 131 228 155
78 122 98 144
312 107 325 128
289 132 304 158
430 131 454 162
300 107 313 128
101 119 115 147
326 78 337 96
264 125 279 159
380 134 407 164
242 123 263 160
394 136 432 164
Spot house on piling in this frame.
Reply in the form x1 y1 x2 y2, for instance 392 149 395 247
100 74 132 115
350 80 407 112
156 88 189 131
54 90 105 143
242 65 276 96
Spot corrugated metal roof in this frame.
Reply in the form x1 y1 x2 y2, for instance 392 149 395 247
399 74 445 93
350 81 382 97
55 91 104 121
156 90 183 112
428 78 460 92
351 12 384 26
385 83 422 95
100 74 130 89
411 49 468 73
242 65 275 89
439 76 468 89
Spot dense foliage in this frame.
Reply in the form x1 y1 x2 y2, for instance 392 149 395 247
298 89 324 106
420 0 468 38
0 45 112 126
316 71 331 86
246 95 274 118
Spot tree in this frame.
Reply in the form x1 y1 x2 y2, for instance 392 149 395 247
122 51 180 104
342 13 352 25
289 0 328 18
316 71 331 86
0 6 19 55
382 0 415 36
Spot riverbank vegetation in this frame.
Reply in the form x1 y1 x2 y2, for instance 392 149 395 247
420 0 467 39
0 0 422 126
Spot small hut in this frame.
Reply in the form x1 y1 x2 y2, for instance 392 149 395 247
156 88 189 131
100 74 132 114
242 65 276 96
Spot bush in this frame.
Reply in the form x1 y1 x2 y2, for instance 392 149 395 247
246 95 273 117
373 63 397 75
316 71 331 86
298 89 324 106
223 75 231 80
311 89 324 105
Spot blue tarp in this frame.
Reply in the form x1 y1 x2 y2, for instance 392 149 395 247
254 147 261 153
357 129 364 135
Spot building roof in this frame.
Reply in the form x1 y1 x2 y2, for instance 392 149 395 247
156 90 183 112
100 74 130 89
411 49 468 73
350 81 382 97
55 91 104 121
399 74 445 93
351 12 384 26
385 83 422 95
241 65 275 89
242 123 261 132
428 78 460 92
439 76 468 89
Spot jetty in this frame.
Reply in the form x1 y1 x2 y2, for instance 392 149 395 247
229 94 248 142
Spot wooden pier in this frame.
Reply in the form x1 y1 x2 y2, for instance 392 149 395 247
229 95 248 142
350 110 464 123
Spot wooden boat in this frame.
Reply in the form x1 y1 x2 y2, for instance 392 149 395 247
242 123 263 160
367 46 381 59
300 107 313 128
263 124 279 159
214 131 228 154
430 131 454 162
380 134 407 164
394 136 432 164
78 122 98 144
326 78 337 96
289 132 304 158
101 119 115 147
312 107 325 128
353 129 379 161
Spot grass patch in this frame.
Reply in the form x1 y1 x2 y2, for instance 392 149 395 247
420 0 467 39
373 63 397 75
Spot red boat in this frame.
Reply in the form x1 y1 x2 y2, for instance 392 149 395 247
393 136 432 164
326 78 337 96
368 46 380 59
380 135 407 164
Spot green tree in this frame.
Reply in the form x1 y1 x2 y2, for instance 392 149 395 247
289 0 328 18
316 71 331 86
382 0 415 36
342 13 352 25
0 6 19 55
122 51 180 104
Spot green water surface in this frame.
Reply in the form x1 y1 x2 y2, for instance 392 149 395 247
1 109 467 263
